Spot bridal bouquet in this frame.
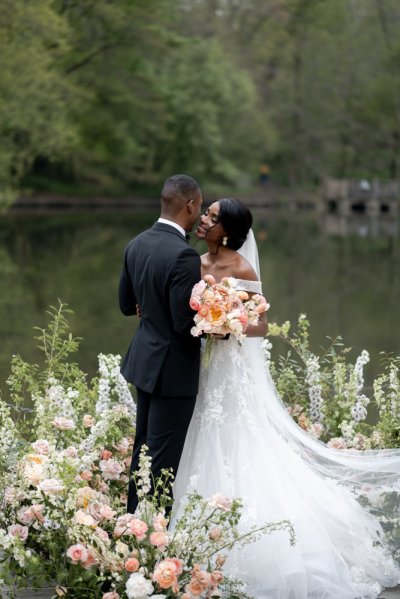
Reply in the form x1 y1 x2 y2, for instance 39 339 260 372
190 275 269 366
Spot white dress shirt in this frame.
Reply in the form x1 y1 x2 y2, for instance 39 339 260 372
158 218 186 238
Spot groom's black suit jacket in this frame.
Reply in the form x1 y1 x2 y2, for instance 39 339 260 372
119 222 201 397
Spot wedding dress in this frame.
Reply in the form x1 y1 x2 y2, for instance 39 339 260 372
173 230 400 599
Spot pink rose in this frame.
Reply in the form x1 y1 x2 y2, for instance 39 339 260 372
81 551 97 569
124 557 140 572
327 437 347 449
99 459 123 481
115 437 130 455
80 470 93 481
67 543 89 564
208 492 233 512
95 527 110 544
99 505 116 520
114 514 135 538
83 414 95 428
102 593 120 599
18 504 44 525
101 449 113 460
149 531 169 550
52 417 75 430
8 524 28 542
129 518 148 540
189 296 202 311
62 446 78 458
31 440 50 454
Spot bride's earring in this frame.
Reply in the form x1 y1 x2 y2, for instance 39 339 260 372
222 236 228 246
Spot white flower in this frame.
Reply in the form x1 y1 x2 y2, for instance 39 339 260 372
125 572 154 599
24 461 45 486
38 478 64 495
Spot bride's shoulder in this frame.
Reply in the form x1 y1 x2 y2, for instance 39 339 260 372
233 254 259 282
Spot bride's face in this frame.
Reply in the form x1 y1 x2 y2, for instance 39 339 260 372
195 202 226 242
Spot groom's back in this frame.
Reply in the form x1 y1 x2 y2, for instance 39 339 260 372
119 222 201 396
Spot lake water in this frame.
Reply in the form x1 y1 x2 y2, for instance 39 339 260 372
0 210 399 397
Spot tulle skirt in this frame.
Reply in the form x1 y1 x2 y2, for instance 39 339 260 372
173 338 400 598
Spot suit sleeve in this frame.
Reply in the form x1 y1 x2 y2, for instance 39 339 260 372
169 248 201 336
119 247 137 316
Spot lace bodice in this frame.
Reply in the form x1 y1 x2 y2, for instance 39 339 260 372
234 278 262 294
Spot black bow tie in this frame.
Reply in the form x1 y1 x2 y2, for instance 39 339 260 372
185 234 191 241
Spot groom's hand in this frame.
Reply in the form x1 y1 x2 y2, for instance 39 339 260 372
136 304 142 317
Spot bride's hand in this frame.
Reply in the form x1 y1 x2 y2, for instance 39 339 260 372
136 304 142 317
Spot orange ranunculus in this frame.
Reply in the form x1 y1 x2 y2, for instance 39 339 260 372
153 560 178 589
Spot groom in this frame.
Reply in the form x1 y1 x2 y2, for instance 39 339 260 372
119 174 203 513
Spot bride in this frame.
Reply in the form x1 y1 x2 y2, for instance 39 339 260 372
172 198 400 599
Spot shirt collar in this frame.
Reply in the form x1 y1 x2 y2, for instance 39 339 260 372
158 218 186 238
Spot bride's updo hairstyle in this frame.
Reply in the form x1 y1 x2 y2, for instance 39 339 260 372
218 198 253 251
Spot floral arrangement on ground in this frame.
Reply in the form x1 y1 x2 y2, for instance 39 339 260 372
0 303 294 599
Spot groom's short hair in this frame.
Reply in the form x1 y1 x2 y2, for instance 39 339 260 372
161 174 201 212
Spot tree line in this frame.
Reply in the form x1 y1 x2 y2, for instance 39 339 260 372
1 0 399 207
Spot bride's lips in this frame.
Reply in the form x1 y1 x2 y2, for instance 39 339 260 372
196 224 208 236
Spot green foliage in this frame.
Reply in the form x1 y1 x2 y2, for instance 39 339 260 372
268 314 400 449
2 0 400 202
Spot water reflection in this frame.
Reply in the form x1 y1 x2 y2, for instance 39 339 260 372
0 211 399 396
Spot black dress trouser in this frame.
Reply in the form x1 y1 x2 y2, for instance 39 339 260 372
127 388 196 514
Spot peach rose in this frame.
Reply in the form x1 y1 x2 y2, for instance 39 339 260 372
153 560 178 590
129 518 148 540
73 509 96 527
101 449 113 460
80 470 93 481
186 579 204 595
211 570 224 585
198 305 209 318
124 557 140 572
83 414 95 428
152 512 168 532
149 531 169 550
67 543 89 563
208 526 222 541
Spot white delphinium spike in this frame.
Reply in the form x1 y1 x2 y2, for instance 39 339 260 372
305 354 324 422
